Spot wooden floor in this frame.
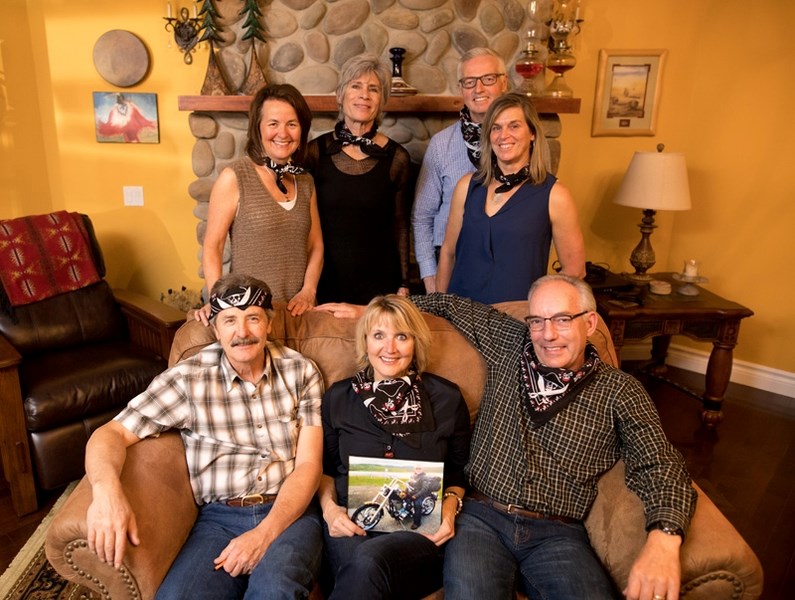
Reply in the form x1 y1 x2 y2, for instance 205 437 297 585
1 366 793 599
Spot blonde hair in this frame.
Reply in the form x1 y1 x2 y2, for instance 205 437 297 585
355 295 432 374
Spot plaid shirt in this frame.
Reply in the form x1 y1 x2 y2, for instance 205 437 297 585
412 294 697 533
115 341 323 505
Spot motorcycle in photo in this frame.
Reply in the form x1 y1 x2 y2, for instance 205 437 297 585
351 475 440 531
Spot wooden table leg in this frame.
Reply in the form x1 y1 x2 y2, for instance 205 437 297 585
701 319 743 427
650 335 672 376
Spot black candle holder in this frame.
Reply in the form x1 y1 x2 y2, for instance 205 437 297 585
164 7 202 64
389 47 417 96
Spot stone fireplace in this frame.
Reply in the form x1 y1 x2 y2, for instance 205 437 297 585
180 0 581 283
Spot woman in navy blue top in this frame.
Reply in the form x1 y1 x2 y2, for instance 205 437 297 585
317 295 471 599
437 92 585 303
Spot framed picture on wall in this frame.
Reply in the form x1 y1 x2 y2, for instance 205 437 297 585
93 92 159 143
591 49 667 137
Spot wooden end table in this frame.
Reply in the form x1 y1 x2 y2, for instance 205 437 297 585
593 272 753 427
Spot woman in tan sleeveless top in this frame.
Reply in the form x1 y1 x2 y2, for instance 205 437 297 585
196 84 324 325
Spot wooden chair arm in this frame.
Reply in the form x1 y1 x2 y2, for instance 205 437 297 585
0 333 37 515
113 289 187 359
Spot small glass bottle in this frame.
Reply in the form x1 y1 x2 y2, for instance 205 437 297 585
514 29 547 96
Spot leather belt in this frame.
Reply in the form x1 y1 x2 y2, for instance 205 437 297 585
225 493 278 507
468 490 579 524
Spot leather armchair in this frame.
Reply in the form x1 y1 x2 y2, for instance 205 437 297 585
45 305 763 599
0 214 185 516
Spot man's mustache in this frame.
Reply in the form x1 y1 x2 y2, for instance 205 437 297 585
231 337 260 347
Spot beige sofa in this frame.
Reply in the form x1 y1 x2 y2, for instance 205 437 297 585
45 303 763 599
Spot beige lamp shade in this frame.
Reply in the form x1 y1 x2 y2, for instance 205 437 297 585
613 151 692 211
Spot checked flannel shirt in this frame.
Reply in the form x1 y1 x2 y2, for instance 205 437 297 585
115 341 323 505
411 293 697 534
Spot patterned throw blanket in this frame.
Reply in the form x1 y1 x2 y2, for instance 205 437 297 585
0 211 101 307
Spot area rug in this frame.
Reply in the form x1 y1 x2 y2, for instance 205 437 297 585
0 482 99 600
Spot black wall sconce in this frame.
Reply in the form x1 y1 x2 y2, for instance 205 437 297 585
164 2 201 64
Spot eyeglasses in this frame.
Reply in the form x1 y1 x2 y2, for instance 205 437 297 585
458 73 506 89
524 311 589 332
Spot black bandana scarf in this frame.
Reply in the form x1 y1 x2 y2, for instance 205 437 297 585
264 156 305 194
494 159 531 193
326 121 387 157
459 105 482 168
209 284 273 320
520 341 601 426
352 369 435 447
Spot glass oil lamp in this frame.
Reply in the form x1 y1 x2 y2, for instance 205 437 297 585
545 0 580 97
514 28 547 96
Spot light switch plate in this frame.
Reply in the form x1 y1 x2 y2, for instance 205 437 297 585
123 186 144 206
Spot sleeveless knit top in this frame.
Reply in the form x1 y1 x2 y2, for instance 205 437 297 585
229 158 314 302
448 173 555 304
312 133 403 305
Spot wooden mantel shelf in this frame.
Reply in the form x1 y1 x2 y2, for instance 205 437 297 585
178 95 581 114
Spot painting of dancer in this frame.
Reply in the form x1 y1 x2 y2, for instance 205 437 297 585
93 92 159 143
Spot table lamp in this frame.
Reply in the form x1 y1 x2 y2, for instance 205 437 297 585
613 144 691 280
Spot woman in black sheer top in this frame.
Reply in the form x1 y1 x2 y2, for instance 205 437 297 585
308 55 412 304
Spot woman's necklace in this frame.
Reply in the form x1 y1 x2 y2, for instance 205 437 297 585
274 171 292 201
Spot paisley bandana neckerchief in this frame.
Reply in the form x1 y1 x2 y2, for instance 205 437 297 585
264 157 305 194
326 121 387 157
494 160 531 193
459 105 482 168
351 369 434 446
209 284 273 320
520 341 601 426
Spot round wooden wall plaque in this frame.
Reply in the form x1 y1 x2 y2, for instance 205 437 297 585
93 30 150 87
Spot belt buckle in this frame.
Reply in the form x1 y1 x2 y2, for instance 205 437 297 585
239 493 265 506
506 503 521 515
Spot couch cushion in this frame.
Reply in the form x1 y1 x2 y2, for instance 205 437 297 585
168 302 616 427
21 341 166 431
0 281 126 355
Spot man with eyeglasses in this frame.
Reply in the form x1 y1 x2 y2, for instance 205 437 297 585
412 48 509 293
316 275 696 598
398 275 694 599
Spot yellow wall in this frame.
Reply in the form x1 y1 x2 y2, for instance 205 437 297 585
1 0 206 297
1 0 794 374
558 0 795 374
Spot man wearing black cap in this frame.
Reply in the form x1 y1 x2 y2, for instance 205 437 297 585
84 273 325 599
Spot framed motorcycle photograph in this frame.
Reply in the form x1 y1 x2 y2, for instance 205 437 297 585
347 456 444 535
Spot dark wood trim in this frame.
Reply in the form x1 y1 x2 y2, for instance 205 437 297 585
178 95 581 114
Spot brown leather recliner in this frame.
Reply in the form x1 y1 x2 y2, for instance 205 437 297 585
45 304 764 599
0 214 185 516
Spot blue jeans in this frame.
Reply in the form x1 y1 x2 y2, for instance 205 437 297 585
323 525 443 600
443 498 619 600
155 502 322 600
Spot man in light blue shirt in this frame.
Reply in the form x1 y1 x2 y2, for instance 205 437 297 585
412 48 509 292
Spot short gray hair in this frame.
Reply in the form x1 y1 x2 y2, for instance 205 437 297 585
457 47 507 81
335 54 391 123
528 274 596 313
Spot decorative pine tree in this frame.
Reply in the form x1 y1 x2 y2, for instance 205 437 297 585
239 0 266 44
198 0 233 95
197 0 222 45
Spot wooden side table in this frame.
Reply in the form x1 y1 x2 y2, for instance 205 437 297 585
593 272 753 426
